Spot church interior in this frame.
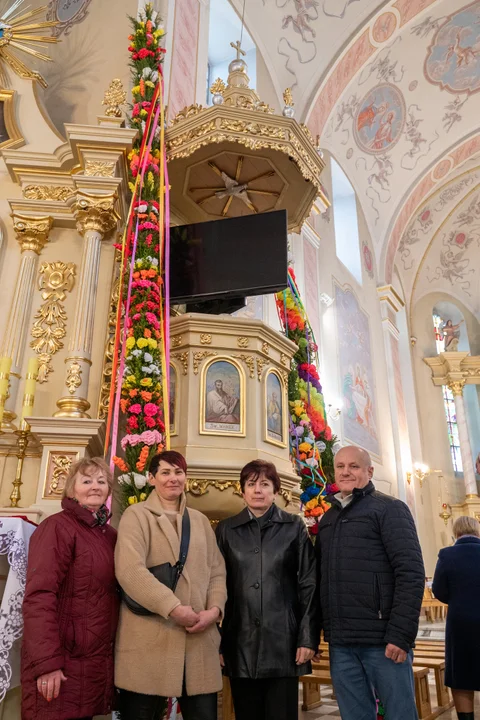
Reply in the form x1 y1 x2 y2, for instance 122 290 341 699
0 0 479 717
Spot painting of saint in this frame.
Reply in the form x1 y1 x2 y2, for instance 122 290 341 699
266 371 284 445
442 318 465 351
335 284 380 458
203 360 242 434
169 364 177 435
354 84 405 155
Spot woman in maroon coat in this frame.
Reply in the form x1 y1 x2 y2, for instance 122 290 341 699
21 457 119 720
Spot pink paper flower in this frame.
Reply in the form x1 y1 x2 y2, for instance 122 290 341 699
144 403 158 417
129 404 142 415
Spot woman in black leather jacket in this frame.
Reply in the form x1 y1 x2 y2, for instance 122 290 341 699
216 459 319 720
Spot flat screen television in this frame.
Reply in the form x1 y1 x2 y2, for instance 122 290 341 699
169 210 288 306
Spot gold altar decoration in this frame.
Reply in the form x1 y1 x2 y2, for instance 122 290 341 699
10 357 38 507
186 478 242 497
65 360 82 395
102 78 127 118
43 452 77 498
13 214 53 254
0 1 58 88
0 89 24 151
166 41 328 233
30 261 76 383
98 261 121 419
73 192 120 236
23 185 75 202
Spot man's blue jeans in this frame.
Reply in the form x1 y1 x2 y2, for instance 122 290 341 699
329 645 418 720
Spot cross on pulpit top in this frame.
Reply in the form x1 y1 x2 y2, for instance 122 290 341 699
230 40 246 60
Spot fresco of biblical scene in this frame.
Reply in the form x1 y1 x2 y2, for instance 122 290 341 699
202 359 244 435
265 370 285 447
335 284 380 458
354 83 406 155
424 3 480 95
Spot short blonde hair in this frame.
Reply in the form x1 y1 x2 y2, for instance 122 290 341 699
62 457 113 499
453 515 480 539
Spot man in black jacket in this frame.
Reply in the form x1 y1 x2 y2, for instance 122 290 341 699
315 445 425 720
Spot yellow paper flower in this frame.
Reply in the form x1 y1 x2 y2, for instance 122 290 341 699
127 375 136 384
128 496 138 505
148 339 158 349
140 492 147 501
140 378 153 387
298 442 312 453
126 337 135 350
137 338 148 348
305 498 318 510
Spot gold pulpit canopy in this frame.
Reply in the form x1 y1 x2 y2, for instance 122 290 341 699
166 43 328 233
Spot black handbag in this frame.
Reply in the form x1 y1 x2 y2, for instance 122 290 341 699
122 509 190 616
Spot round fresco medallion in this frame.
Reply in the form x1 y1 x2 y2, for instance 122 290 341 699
409 80 418 91
372 12 397 44
353 83 406 155
425 2 480 95
362 241 374 279
346 147 354 159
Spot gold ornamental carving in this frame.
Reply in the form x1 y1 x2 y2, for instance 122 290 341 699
30 261 76 383
262 342 270 355
73 192 119 237
237 336 249 348
171 335 183 348
256 357 270 381
43 452 77 498
13 214 53 254
84 161 116 177
66 361 82 394
280 353 289 367
170 104 205 126
172 351 189 376
200 333 212 345
279 488 292 507
186 478 242 497
193 351 217 375
102 78 127 117
447 379 466 397
210 78 226 96
23 185 74 202
98 263 121 419
234 354 255 379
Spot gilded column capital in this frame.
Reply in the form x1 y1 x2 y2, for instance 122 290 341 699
12 214 53 254
73 191 120 237
447 378 466 396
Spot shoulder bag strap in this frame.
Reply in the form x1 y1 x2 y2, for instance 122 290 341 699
177 509 190 572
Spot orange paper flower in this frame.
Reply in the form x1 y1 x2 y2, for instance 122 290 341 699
113 456 128 473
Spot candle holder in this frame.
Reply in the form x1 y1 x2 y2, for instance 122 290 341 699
439 502 452 526
9 429 30 508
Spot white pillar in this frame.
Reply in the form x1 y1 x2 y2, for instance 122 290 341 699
55 193 119 418
450 380 478 497
0 215 52 430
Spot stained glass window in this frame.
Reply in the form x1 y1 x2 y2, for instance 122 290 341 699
442 385 463 473
432 314 462 473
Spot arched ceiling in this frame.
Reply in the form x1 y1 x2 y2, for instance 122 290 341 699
237 0 480 293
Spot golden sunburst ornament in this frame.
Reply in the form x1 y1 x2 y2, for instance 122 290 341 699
0 0 58 88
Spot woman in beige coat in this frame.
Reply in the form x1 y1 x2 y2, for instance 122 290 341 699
115 450 227 720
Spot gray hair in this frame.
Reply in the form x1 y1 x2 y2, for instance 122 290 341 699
453 515 480 539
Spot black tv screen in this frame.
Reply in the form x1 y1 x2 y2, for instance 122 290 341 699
169 210 288 304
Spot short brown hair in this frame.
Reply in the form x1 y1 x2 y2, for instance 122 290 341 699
62 457 113 499
453 515 480 539
149 450 187 477
240 460 281 493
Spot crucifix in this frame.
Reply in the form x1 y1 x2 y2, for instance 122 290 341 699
230 40 246 60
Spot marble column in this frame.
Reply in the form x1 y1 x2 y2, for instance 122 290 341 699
0 215 53 430
54 192 119 418
448 379 478 497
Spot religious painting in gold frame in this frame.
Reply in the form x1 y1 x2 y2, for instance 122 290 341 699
264 368 287 448
200 356 246 437
0 90 24 151
169 362 178 437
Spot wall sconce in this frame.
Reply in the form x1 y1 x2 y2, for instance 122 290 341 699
406 463 442 488
327 404 342 421
439 503 452 526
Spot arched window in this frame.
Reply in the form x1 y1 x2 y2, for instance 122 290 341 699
206 0 256 105
331 158 362 284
